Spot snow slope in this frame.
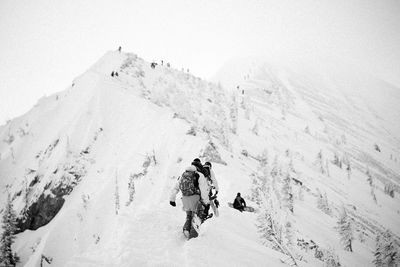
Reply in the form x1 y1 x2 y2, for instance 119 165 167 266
1 50 399 266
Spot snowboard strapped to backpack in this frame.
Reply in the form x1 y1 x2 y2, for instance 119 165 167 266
179 170 200 196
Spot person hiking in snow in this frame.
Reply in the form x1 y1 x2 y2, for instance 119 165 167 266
203 161 219 194
190 159 216 218
233 192 246 212
169 159 210 236
203 161 220 212
188 158 213 219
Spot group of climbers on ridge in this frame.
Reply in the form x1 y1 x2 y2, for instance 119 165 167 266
169 158 248 238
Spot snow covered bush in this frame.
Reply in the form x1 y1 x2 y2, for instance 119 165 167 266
186 126 197 136
3 133 15 145
373 230 400 267
200 141 227 165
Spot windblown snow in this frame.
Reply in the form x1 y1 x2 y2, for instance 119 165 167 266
0 51 399 266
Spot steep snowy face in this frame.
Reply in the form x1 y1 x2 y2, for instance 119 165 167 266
212 58 400 265
0 51 399 267
215 58 400 185
0 51 262 266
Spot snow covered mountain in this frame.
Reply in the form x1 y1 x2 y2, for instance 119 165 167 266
0 50 399 266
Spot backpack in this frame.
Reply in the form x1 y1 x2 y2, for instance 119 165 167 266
179 170 199 196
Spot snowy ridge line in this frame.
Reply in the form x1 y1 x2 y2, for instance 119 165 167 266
0 51 399 266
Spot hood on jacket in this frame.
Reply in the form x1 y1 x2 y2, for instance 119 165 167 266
185 165 197 172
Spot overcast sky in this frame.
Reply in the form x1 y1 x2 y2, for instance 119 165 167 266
1 0 399 125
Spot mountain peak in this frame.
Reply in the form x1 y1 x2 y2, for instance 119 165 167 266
1 50 399 266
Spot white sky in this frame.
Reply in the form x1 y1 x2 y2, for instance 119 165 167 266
1 0 400 125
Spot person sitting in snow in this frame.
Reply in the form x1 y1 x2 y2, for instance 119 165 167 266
169 159 210 237
233 192 246 212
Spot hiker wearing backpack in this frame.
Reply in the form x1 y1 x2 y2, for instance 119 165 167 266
169 159 210 236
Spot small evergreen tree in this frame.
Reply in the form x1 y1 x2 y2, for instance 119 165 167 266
0 194 20 266
337 206 354 252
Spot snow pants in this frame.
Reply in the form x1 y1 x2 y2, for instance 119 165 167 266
183 211 193 231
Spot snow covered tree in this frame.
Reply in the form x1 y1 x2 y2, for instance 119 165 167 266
114 172 120 215
373 230 400 267
0 194 19 266
270 156 279 178
315 150 325 174
201 140 227 165
186 126 197 136
345 160 351 179
284 221 293 248
40 254 53 267
229 93 238 134
282 174 294 213
258 149 269 167
325 159 330 177
323 248 341 267
336 206 354 252
366 167 373 186
252 119 259 136
333 153 341 167
297 186 304 201
384 183 395 198
371 188 378 204
317 190 331 215
126 174 136 206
